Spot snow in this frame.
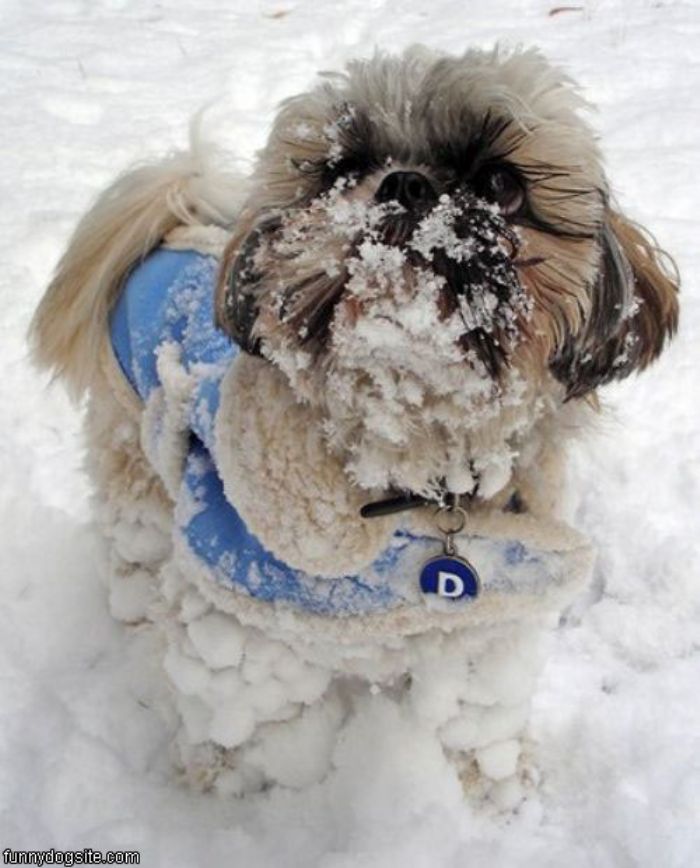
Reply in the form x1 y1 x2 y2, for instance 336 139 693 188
1 0 699 865
187 612 246 670
475 739 521 781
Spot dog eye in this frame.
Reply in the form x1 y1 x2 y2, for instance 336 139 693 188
472 163 525 216
323 154 369 182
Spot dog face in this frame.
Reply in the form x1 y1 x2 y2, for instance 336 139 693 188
217 46 678 499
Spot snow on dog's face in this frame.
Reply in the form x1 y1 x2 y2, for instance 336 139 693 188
217 46 678 499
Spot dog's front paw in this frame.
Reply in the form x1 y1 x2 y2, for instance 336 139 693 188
454 739 541 814
214 354 396 577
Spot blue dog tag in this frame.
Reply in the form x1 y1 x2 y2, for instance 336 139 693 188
420 555 480 600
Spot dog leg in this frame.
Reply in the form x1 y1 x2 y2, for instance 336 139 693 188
155 560 346 794
407 618 553 810
85 388 173 624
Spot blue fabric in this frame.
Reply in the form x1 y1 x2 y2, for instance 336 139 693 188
111 250 234 412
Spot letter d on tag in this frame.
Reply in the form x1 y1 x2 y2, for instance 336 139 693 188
420 556 480 601
437 570 465 598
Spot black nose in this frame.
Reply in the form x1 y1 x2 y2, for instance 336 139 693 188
375 171 437 211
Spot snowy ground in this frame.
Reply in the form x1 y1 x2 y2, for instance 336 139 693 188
1 0 699 865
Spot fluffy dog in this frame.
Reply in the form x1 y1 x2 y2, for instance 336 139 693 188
30 46 678 807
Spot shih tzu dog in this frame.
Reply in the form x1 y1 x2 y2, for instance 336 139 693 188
30 45 678 807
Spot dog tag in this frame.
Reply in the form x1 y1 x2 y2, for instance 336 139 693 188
420 555 480 599
420 503 480 600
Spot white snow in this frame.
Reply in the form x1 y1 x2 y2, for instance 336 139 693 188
476 739 521 781
187 612 246 670
2 0 699 866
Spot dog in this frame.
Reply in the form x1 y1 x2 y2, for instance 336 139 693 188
29 45 678 807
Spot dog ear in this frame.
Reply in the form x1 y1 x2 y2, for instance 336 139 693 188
215 213 264 356
551 207 679 400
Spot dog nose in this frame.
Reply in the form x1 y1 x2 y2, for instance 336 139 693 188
375 171 437 211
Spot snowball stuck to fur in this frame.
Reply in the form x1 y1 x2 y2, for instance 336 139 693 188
186 611 246 670
209 699 256 749
164 645 212 696
108 569 153 623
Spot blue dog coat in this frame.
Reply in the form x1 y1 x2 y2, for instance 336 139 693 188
109 246 591 620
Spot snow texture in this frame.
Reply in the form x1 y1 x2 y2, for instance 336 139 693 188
2 0 699 865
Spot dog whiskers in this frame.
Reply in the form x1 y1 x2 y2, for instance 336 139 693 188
282 274 347 344
379 216 416 247
513 256 547 268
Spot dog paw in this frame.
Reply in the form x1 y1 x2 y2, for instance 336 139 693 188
457 742 540 812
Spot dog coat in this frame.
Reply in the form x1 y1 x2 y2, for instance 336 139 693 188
108 242 594 624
